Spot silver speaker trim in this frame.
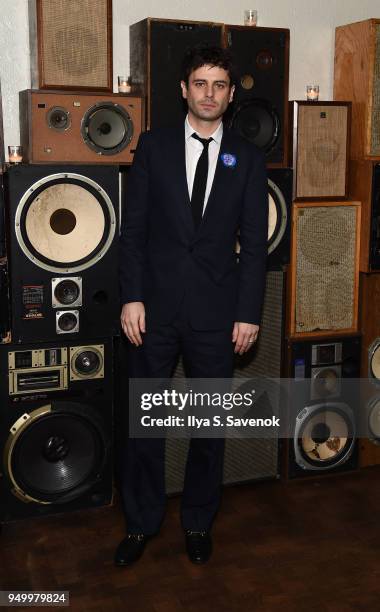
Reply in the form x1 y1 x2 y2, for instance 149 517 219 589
51 276 82 308
15 173 116 273
56 310 79 334
69 344 104 380
267 178 288 254
294 401 355 471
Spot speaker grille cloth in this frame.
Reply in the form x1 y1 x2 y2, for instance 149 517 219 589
165 271 283 493
40 0 109 88
371 24 380 155
297 105 348 198
295 206 357 332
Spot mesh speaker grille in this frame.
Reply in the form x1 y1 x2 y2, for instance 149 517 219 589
295 206 358 333
296 105 348 198
371 24 380 155
165 271 283 494
40 0 109 88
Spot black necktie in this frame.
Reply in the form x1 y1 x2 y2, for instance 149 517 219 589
190 133 213 229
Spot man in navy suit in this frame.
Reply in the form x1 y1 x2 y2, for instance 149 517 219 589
116 45 268 566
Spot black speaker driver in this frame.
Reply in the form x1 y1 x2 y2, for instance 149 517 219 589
74 350 101 376
4 402 108 504
229 99 280 154
54 279 80 305
57 311 78 332
81 102 134 155
46 106 71 131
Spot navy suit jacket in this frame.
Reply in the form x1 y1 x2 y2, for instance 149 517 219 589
119 125 268 330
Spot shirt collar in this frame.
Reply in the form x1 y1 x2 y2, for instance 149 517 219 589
185 115 223 144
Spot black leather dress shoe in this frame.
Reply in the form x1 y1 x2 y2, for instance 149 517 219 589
114 534 148 566
185 530 212 564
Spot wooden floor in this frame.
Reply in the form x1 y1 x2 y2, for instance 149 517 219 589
1 468 380 612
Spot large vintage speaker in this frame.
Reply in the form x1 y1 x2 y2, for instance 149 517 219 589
349 161 380 272
19 90 143 165
284 336 360 479
28 0 113 91
165 270 285 494
291 101 350 200
130 18 223 130
0 336 114 523
4 164 119 343
334 19 380 160
358 272 380 467
235 168 292 270
224 25 290 167
287 201 361 339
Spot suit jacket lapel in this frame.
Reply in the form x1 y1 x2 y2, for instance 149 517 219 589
198 129 235 230
169 128 194 234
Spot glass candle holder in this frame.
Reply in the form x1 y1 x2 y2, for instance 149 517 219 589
306 85 319 101
8 145 23 163
118 76 132 93
244 9 258 26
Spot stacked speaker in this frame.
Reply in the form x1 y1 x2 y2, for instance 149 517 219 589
0 0 145 523
334 18 380 468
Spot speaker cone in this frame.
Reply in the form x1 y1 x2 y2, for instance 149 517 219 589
236 177 287 256
70 345 104 380
53 279 81 306
312 367 340 398
367 396 380 442
81 102 134 155
369 338 380 380
15 173 116 273
294 403 355 470
47 106 71 131
4 403 108 504
230 99 280 154
56 311 79 334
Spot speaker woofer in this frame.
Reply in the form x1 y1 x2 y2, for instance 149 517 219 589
369 338 380 380
81 102 134 155
15 173 116 273
4 403 108 504
229 99 280 154
294 403 355 470
70 345 104 380
46 106 71 131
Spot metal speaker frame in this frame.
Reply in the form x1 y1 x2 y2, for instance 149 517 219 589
293 401 356 471
81 102 134 155
69 344 104 381
51 276 82 308
56 310 79 334
368 337 380 381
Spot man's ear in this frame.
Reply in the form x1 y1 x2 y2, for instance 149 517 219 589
180 81 188 99
229 85 235 103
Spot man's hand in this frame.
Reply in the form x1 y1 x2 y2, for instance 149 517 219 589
232 322 260 355
121 302 146 346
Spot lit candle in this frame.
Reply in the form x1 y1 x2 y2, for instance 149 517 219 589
8 146 23 163
306 85 320 101
244 9 258 26
118 76 131 93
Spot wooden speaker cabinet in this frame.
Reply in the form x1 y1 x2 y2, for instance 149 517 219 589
287 201 361 339
349 161 380 272
28 0 113 91
334 19 380 160
290 101 350 200
19 90 143 165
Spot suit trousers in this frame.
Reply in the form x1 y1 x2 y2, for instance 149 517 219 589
121 296 235 534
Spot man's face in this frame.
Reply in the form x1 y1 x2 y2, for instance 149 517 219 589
181 64 234 123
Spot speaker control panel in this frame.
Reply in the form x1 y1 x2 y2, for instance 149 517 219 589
8 348 68 395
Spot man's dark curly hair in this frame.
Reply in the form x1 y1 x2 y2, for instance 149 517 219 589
181 44 236 87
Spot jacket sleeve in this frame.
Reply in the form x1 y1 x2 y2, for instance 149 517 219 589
236 146 268 324
119 132 150 304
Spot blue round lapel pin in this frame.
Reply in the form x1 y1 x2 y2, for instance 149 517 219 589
220 153 237 168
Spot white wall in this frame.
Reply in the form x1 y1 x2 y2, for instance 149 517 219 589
0 0 379 155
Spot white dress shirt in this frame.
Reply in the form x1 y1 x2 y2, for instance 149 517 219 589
184 115 223 215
